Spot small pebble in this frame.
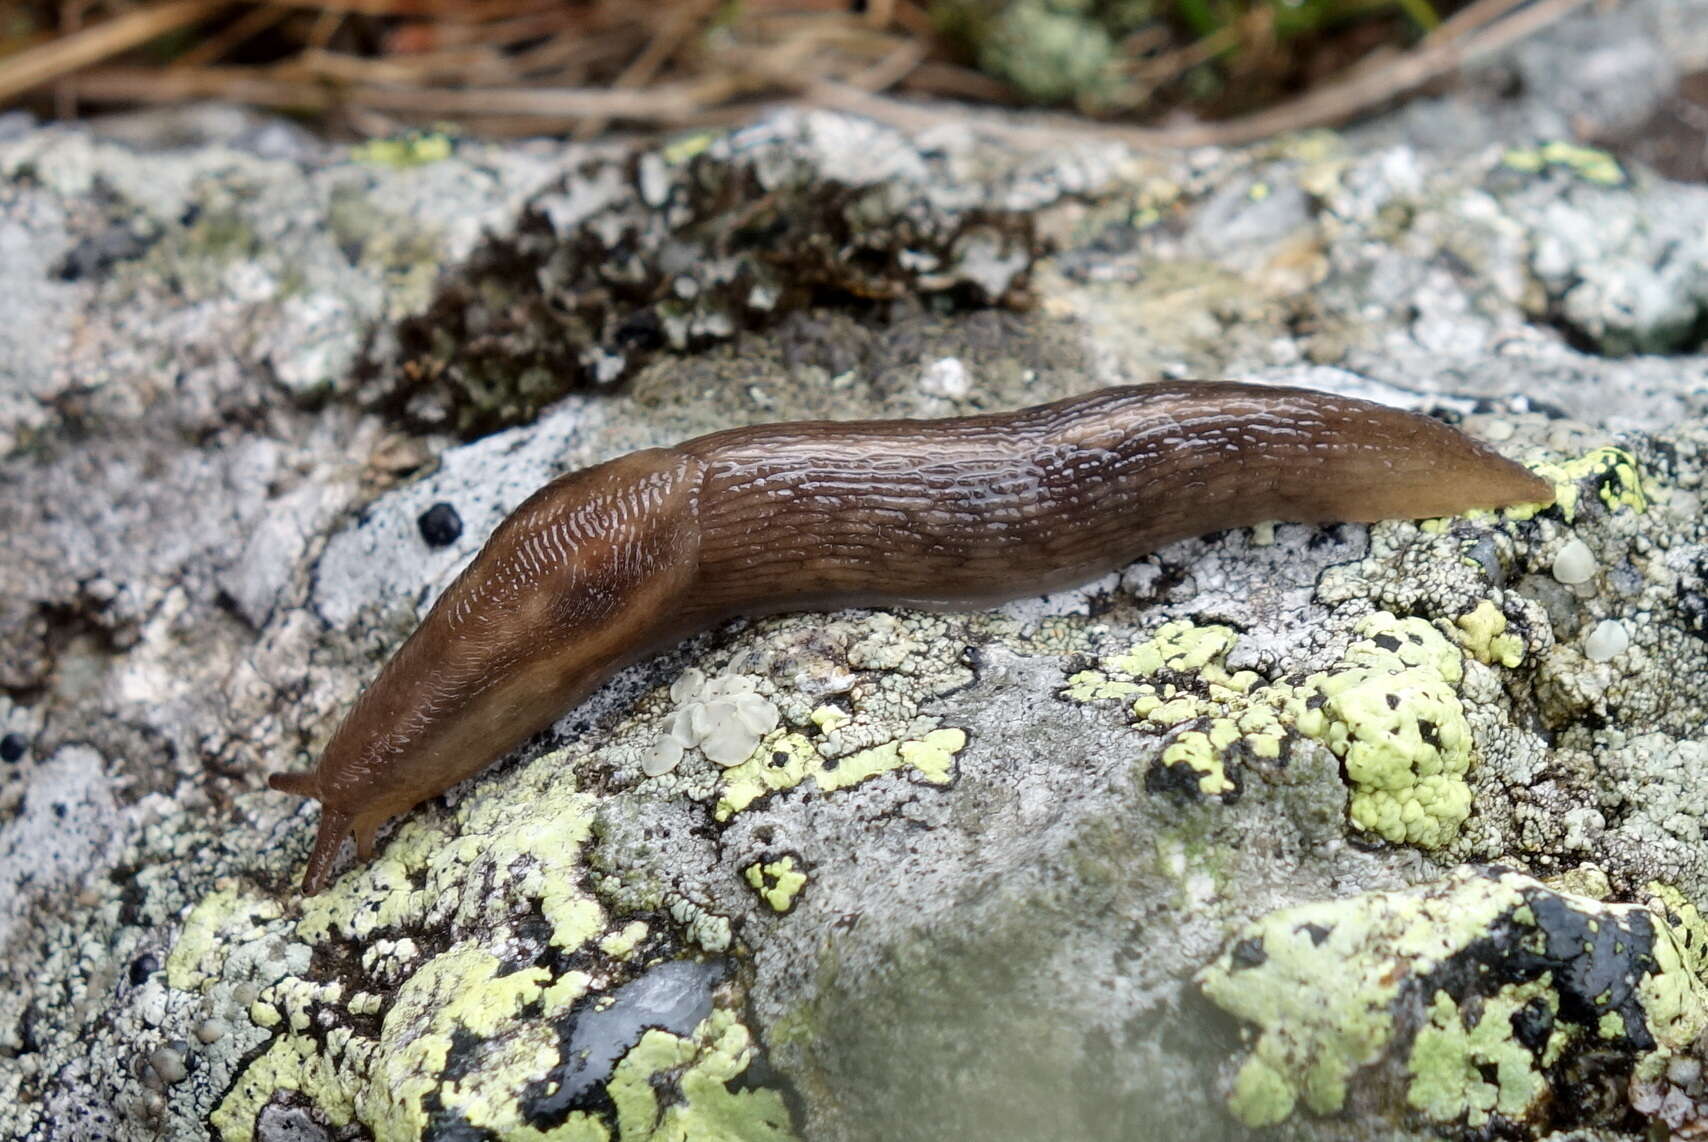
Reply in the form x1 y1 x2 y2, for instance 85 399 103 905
1584 619 1629 662
919 357 971 399
1551 538 1597 585
1669 1055 1703 1087
148 1045 188 1085
194 1018 226 1044
0 732 26 763
1481 418 1515 442
416 502 463 548
128 954 159 987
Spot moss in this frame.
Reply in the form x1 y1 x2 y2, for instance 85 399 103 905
975 2 1117 105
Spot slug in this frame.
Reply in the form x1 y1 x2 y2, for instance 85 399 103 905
270 381 1552 893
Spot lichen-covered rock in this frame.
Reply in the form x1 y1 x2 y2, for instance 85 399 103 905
2 2 1708 1138
1198 867 1708 1133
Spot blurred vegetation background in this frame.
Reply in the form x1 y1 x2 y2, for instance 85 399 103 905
0 0 1592 144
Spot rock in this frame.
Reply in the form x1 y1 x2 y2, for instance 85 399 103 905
1 0 1707 1138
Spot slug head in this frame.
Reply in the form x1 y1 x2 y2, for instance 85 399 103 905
267 769 387 894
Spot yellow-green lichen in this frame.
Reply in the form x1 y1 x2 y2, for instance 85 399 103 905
209 747 629 1138
1433 446 1646 529
1296 614 1472 847
1207 871 1708 1131
660 131 717 164
1501 141 1626 186
296 744 605 950
600 921 650 960
351 131 454 168
1454 600 1524 668
1536 446 1649 521
608 1010 796 1142
1068 615 1475 847
211 1034 357 1141
714 728 966 820
1082 622 1271 799
1406 983 1560 1126
372 945 595 1141
211 940 605 1141
1637 884 1708 1053
744 857 808 913
166 882 283 991
1157 721 1240 796
1201 870 1531 1127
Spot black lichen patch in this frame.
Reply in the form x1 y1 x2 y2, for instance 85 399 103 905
354 137 1040 439
1677 550 1708 642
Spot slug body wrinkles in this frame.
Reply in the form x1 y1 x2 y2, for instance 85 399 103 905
271 382 1553 893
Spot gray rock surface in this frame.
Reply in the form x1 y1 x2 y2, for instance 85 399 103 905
1 1 1707 1139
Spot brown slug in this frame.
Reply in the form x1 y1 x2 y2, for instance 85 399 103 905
270 381 1553 893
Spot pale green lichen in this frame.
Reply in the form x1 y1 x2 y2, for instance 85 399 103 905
1501 141 1626 186
351 131 454 168
714 727 966 820
166 882 282 991
745 857 808 913
296 744 606 950
1406 983 1560 1126
211 1034 357 1140
208 748 662 1138
1296 614 1472 847
1066 615 1475 847
1201 870 1529 1127
1065 622 1270 798
600 921 650 960
1428 446 1646 529
1636 884 1708 1057
1204 869 1708 1131
213 943 602 1141
1454 600 1525 668
609 1010 796 1142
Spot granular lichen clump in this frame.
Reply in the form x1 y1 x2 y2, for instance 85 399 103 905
1064 613 1479 848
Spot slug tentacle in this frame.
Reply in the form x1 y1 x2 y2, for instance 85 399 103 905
271 382 1553 894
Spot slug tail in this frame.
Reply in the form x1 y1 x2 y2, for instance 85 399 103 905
301 808 354 895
